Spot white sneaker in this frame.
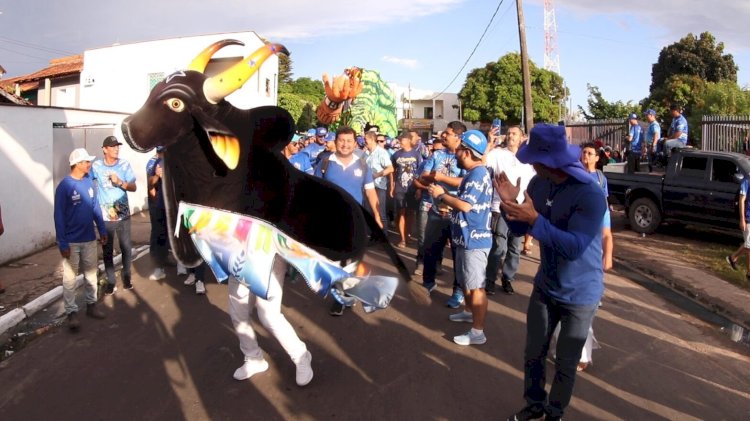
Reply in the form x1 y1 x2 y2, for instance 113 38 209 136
294 351 313 386
176 263 188 276
233 358 269 380
448 311 473 323
195 280 206 295
184 273 196 285
148 268 166 281
453 330 487 346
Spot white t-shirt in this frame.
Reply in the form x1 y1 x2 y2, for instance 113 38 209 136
484 147 536 212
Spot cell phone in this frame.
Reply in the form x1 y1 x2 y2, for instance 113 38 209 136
491 118 501 130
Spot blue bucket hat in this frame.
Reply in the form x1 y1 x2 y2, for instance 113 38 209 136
516 124 592 184
460 129 488 157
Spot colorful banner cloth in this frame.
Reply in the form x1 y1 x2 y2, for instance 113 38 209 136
175 202 398 312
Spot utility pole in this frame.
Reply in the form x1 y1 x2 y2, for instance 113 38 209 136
516 0 534 132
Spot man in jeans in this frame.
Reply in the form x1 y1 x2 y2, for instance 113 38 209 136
54 148 108 330
92 136 137 294
497 124 606 421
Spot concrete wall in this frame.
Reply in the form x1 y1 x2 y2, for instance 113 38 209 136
79 31 279 113
36 75 80 108
0 104 152 264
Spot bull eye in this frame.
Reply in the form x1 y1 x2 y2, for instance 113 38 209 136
165 98 185 112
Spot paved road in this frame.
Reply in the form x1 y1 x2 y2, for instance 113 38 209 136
0 227 748 420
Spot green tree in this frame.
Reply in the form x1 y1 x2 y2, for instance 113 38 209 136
650 32 737 94
278 54 293 85
297 102 316 131
578 84 640 120
458 53 566 125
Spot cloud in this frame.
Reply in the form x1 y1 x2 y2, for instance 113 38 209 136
382 55 419 69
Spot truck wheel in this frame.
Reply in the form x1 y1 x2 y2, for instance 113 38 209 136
629 198 661 234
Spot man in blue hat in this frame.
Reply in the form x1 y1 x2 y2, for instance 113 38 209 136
284 134 313 174
301 126 329 167
626 113 643 173
496 124 606 421
643 109 661 172
428 130 493 346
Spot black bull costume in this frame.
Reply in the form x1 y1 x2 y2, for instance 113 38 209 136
121 40 412 309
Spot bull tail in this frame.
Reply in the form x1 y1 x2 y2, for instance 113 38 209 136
361 205 412 282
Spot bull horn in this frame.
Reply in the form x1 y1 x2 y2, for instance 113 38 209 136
187 39 245 72
203 43 289 104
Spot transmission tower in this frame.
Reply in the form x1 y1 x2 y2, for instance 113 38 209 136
543 0 560 75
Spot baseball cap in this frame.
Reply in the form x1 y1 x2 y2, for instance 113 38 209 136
460 130 488 158
102 135 122 147
315 127 328 137
628 113 638 120
290 134 302 143
156 146 166 152
69 148 96 165
644 109 657 116
306 128 316 137
324 132 336 142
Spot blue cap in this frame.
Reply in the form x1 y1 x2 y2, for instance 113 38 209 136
356 136 365 147
290 134 302 143
644 109 657 116
316 127 328 137
324 132 336 142
155 146 165 152
306 128 316 137
628 113 638 120
461 130 488 157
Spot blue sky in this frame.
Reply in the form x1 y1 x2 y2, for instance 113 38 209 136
1 0 749 115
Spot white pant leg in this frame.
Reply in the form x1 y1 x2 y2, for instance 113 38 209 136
228 277 264 360
81 241 99 305
256 258 307 362
579 326 597 364
62 243 83 314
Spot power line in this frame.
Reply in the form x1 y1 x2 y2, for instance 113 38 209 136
429 0 505 100
0 35 77 56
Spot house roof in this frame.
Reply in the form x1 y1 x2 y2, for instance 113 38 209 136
0 55 83 93
0 87 32 105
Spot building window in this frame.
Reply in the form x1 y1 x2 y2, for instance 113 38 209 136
148 73 165 90
424 107 433 119
265 78 271 97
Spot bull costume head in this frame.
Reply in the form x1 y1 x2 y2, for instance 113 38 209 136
121 40 410 305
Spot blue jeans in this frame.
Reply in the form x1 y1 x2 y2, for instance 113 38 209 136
422 212 457 291
103 218 133 285
149 204 168 267
524 286 598 418
664 139 686 156
485 212 523 287
415 207 429 264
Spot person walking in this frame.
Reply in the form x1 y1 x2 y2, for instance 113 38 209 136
146 146 168 281
390 132 422 248
363 130 394 230
54 148 109 331
497 124 607 421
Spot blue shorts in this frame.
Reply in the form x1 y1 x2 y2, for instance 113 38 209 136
455 248 489 291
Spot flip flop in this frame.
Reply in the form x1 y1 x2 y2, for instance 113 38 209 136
397 242 406 249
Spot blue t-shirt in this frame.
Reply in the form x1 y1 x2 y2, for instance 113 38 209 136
521 176 607 305
670 115 689 144
422 149 465 215
146 156 164 210
301 143 326 167
314 154 374 205
416 159 433 212
365 146 393 190
741 179 750 223
54 175 107 251
589 170 611 229
451 166 493 250
645 121 661 149
391 149 423 196
629 124 643 153
91 158 136 221
288 152 314 174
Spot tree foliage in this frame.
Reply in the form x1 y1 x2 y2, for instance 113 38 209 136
578 84 640 120
458 53 567 125
650 32 737 94
278 54 293 85
276 53 325 130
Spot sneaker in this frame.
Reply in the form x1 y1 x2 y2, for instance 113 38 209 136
104 283 116 296
329 300 345 316
294 351 314 386
123 280 133 290
176 263 188 276
413 262 423 276
502 280 515 295
508 405 545 421
453 329 487 345
233 358 269 380
726 256 738 271
195 280 206 295
485 282 496 295
67 312 80 331
422 282 437 294
445 291 464 308
85 303 106 319
149 267 166 281
184 273 196 286
448 311 473 323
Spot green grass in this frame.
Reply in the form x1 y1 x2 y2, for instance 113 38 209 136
683 241 750 291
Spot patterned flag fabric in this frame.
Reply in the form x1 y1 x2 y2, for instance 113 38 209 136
175 202 398 312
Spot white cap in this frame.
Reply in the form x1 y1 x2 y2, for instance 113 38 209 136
69 148 96 165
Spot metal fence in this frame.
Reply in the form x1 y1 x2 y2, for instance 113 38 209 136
701 115 750 153
564 118 627 151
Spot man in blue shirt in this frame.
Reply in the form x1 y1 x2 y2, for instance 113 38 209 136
91 136 137 294
497 124 606 421
665 103 688 155
726 178 750 277
146 146 168 281
54 148 108 330
284 134 313 175
626 113 643 173
364 131 394 229
301 126 329 168
644 109 662 172
428 130 492 346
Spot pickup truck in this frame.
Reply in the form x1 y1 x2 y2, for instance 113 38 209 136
605 149 750 234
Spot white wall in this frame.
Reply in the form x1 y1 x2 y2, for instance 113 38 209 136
0 104 152 264
79 31 279 113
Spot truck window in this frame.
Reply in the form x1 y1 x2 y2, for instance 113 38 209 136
711 159 738 183
679 156 708 179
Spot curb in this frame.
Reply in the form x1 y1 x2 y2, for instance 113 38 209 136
0 245 150 336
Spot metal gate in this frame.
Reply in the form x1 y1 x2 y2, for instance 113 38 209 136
701 115 750 153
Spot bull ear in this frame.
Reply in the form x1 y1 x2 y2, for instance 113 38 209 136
190 106 240 170
248 106 296 153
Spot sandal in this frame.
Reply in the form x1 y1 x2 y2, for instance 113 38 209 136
397 242 406 249
522 247 532 256
577 362 589 372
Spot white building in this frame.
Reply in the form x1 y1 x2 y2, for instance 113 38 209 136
388 83 462 137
